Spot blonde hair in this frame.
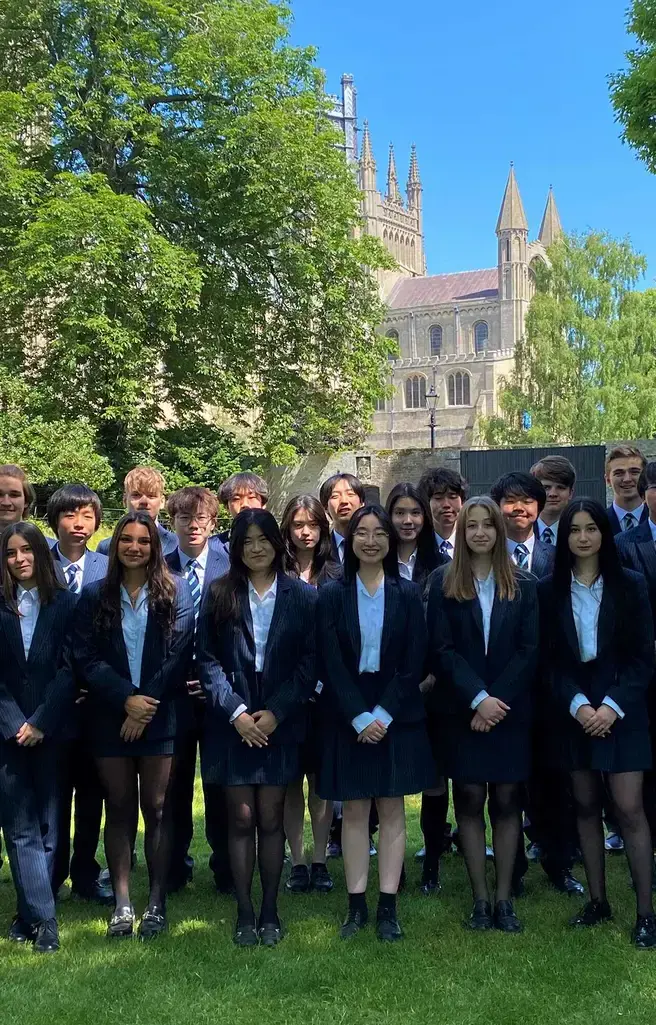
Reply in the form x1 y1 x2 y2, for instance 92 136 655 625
444 496 517 602
123 466 166 499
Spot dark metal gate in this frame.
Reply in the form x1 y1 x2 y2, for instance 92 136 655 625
460 446 607 503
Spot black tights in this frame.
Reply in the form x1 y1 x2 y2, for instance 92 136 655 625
225 785 286 927
454 781 521 903
96 755 176 910
571 770 654 917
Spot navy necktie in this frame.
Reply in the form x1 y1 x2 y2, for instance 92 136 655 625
622 512 637 532
514 544 529 569
439 540 452 558
66 565 79 594
542 527 554 545
185 560 202 621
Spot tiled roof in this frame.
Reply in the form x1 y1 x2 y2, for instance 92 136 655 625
387 269 499 309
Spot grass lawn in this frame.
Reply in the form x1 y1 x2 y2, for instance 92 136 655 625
1 783 656 1025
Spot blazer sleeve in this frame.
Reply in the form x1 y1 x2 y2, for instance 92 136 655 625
376 586 427 719
488 580 539 703
317 585 370 724
426 576 488 709
197 601 247 721
605 574 655 711
73 589 134 713
140 580 195 698
266 587 317 723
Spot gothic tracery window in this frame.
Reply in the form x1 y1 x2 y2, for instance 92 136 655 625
405 375 427 409
429 325 442 356
447 371 471 406
474 321 489 353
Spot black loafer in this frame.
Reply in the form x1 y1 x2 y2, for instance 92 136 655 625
546 869 585 896
34 918 59 954
420 867 441 896
494 900 523 933
107 905 136 939
258 920 284 947
233 919 258 947
138 905 167 941
8 916 36 944
376 910 403 942
633 914 656 949
569 899 613 928
340 907 368 939
465 899 494 930
285 865 310 893
310 863 334 893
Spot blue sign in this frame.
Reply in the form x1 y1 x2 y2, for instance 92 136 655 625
522 411 532 431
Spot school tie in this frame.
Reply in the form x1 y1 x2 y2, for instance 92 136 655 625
184 560 202 621
66 565 80 594
542 527 554 545
514 544 529 569
439 540 452 558
622 513 637 532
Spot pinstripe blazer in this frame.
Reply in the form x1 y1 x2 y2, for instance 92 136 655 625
607 503 649 537
197 573 317 750
616 519 656 632
530 539 555 580
97 521 178 557
51 545 109 588
165 543 230 593
0 588 77 741
73 576 195 749
317 574 427 727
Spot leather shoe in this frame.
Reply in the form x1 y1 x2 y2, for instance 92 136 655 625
310 863 334 893
340 907 368 939
465 899 494 930
233 918 258 947
569 899 613 927
633 914 656 949
34 918 59 954
420 866 441 896
376 910 403 942
8 916 36 944
72 879 114 906
546 869 585 896
258 919 284 947
285 864 310 893
107 905 136 939
138 905 167 941
494 900 523 933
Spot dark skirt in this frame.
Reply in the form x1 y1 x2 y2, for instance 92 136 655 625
444 713 531 785
93 735 183 758
298 696 325 777
201 735 301 787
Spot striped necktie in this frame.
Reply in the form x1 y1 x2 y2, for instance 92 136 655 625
66 565 80 594
439 540 452 558
542 527 554 545
514 544 529 569
622 512 637 532
184 559 202 621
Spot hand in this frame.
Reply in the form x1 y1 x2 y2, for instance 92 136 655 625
419 674 436 695
584 704 618 738
124 695 160 724
470 711 492 733
358 720 387 744
15 723 44 747
233 712 268 748
75 687 88 706
575 703 596 729
476 696 510 726
120 717 146 742
187 679 205 700
252 710 278 736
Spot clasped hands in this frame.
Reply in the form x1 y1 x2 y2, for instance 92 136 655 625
358 720 387 744
575 703 617 738
15 722 44 747
121 694 160 742
234 710 278 748
470 696 510 733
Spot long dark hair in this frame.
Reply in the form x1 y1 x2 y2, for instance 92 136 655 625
386 483 439 572
343 504 399 583
552 498 628 607
210 508 286 624
1 521 63 613
95 512 176 633
280 494 338 585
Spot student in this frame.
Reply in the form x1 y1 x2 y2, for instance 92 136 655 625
319 473 366 564
427 497 539 933
74 512 195 940
605 445 648 536
0 464 36 528
197 509 317 947
279 495 339 894
530 455 576 545
317 505 434 941
164 487 230 893
217 472 269 544
97 466 177 556
418 467 467 559
47 485 112 905
490 472 554 578
538 499 656 947
0 523 77 953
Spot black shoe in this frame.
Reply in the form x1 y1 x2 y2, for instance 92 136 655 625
285 864 310 894
633 914 656 949
465 899 494 931
376 909 403 942
494 900 523 933
107 905 136 939
420 866 441 896
511 877 525 899
310 863 334 893
34 918 59 954
546 868 585 896
340 907 368 939
258 919 284 947
569 899 613 928
8 916 36 944
233 918 258 947
72 879 114 906
138 905 167 941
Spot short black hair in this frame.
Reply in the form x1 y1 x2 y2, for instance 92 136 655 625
417 467 468 503
319 473 366 510
638 461 656 498
46 484 103 534
489 472 546 515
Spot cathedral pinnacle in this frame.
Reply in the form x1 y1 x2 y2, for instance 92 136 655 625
360 120 375 168
496 164 528 233
407 144 421 186
538 186 563 247
386 143 403 205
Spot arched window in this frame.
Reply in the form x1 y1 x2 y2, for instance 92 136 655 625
385 329 399 342
429 325 442 356
447 371 471 406
474 321 488 353
405 375 427 409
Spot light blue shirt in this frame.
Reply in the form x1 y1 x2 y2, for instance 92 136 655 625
507 534 535 570
568 575 624 720
351 575 392 734
613 501 645 531
178 544 209 594
435 531 456 559
470 573 495 711
248 577 277 673
120 584 149 689
17 586 40 657
649 518 656 543
536 518 558 543
333 531 346 564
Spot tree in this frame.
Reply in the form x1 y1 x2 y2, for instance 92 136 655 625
0 0 391 471
479 231 656 446
610 1 656 174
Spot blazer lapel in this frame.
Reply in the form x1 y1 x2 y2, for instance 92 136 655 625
26 600 54 666
262 574 291 675
238 585 256 659
561 597 582 662
637 539 656 585
487 591 507 655
470 594 484 642
380 575 399 662
2 605 26 668
596 587 615 656
139 611 160 688
344 580 362 661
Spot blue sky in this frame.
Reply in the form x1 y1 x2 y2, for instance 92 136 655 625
289 0 656 284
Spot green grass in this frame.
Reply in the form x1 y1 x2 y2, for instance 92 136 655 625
1 783 656 1025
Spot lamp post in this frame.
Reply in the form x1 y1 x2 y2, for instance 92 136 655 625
427 384 438 450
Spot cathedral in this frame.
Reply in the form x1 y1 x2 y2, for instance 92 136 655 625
328 75 564 451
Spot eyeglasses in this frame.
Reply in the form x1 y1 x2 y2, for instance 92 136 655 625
175 514 212 526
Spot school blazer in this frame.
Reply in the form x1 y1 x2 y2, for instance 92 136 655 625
51 546 109 588
317 574 428 727
412 546 449 592
165 544 230 592
97 522 178 557
73 577 195 745
197 573 317 748
537 570 654 721
530 539 556 581
426 568 539 722
607 503 649 537
616 519 656 632
0 589 77 741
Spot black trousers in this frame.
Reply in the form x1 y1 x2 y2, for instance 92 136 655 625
53 740 103 893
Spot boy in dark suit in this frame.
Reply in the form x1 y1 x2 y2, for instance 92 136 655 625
418 467 467 559
97 466 177 556
490 472 555 579
606 445 648 535
319 473 365 565
217 472 269 545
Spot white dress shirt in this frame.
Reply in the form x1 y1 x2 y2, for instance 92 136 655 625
397 548 417 581
536 518 558 543
120 584 149 689
178 543 209 594
507 534 535 570
17 586 40 657
435 530 456 559
569 574 624 720
613 501 646 531
248 577 277 673
333 530 346 564
351 575 392 734
470 572 495 710
57 545 87 591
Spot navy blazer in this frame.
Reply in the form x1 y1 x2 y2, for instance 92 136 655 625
427 568 539 723
317 574 427 727
165 543 230 593
607 503 649 537
97 521 178 557
0 589 77 740
51 545 109 587
197 573 317 750
530 539 556 580
616 519 656 632
73 576 195 749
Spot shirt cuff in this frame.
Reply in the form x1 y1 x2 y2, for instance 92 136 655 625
602 696 625 719
470 690 490 711
230 703 248 724
352 712 375 734
372 705 392 727
570 693 590 719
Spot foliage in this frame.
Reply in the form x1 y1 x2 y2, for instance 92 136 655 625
610 1 656 174
153 421 257 493
479 231 656 446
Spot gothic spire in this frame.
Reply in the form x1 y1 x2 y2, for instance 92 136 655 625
386 143 402 205
496 163 528 233
407 144 420 186
538 186 563 247
360 120 375 169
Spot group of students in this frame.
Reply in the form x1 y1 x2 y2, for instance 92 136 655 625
2 443 656 953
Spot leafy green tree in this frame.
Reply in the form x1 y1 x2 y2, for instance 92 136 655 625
610 1 656 174
479 231 656 446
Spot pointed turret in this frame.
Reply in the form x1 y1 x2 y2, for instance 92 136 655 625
496 163 528 234
386 144 402 205
360 120 375 170
538 186 563 247
407 144 420 187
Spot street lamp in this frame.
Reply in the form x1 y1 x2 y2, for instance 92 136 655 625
427 384 438 449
